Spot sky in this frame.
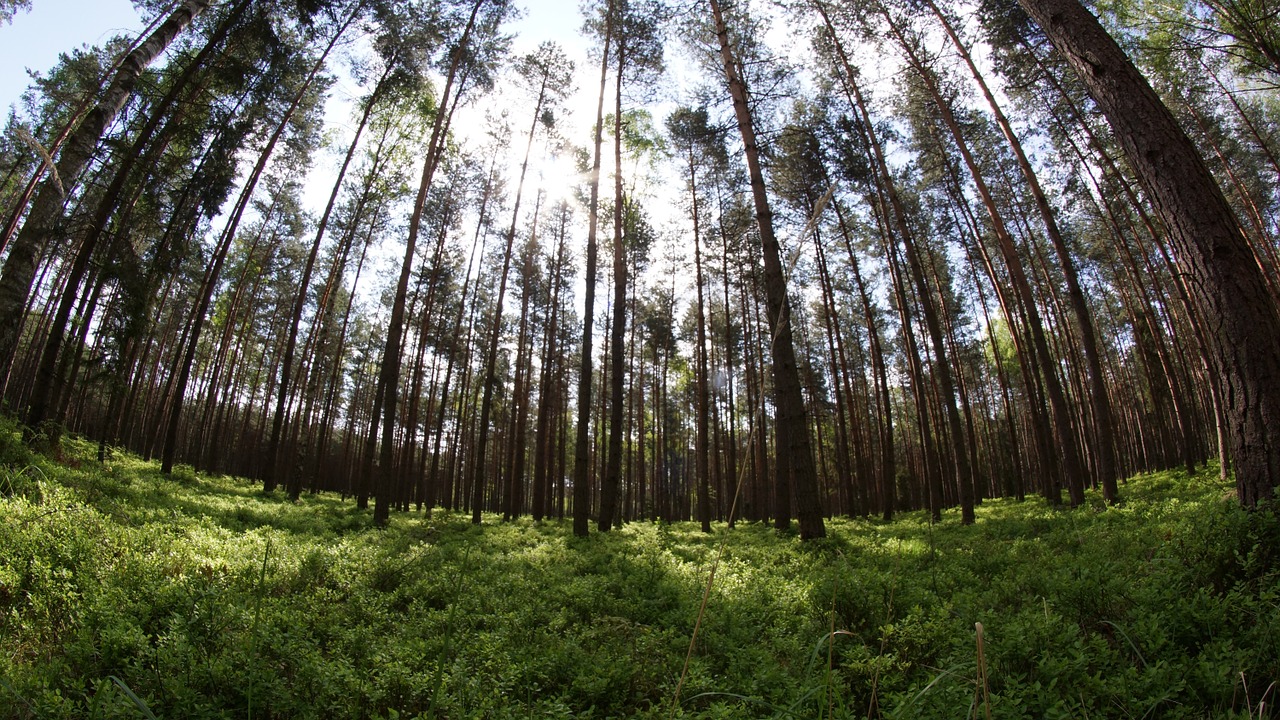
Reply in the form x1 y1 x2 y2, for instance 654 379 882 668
0 0 142 113
0 0 618 212
0 0 606 121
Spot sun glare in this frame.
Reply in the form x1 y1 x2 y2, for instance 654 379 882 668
526 146 584 209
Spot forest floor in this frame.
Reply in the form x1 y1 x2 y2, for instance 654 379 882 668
1 427 1278 719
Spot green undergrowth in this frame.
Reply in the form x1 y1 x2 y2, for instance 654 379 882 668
1 425 1277 718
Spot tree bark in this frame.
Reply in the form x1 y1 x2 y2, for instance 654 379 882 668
709 0 824 538
1018 0 1280 506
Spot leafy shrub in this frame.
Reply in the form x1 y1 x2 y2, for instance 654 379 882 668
0 416 32 470
25 419 64 460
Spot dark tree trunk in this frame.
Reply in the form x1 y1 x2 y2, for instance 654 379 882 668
1018 0 1280 506
572 0 614 537
709 0 824 538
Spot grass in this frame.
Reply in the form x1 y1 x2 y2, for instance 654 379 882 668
0 425 1277 718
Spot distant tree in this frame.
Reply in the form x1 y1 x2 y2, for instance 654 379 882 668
600 0 665 532
266 0 438 498
471 41 574 524
667 106 717 532
159 23 339 475
923 0 1119 504
425 145 501 514
24 0 259 449
882 4 1084 507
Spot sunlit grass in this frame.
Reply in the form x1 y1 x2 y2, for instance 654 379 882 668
1 422 1277 718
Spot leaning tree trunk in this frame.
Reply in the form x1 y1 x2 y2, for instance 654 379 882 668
1018 0 1280 507
891 17 1085 506
0 4 180 254
160 14 344 475
25 1 248 433
709 0 825 538
600 32 629 533
0 0 212 395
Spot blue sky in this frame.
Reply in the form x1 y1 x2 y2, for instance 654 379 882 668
0 0 142 113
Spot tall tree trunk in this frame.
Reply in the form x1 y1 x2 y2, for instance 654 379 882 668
572 0 615 537
26 3 248 432
160 11 345 475
833 201 895 519
809 220 855 517
427 155 497 515
600 30 629 532
890 16 1085 506
0 0 212 394
708 0 824 538
503 238 537 520
681 146 713 533
1018 0 1280 506
0 4 180 254
532 206 568 521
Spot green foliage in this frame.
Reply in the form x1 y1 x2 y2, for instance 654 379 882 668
0 433 1276 719
0 416 34 483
